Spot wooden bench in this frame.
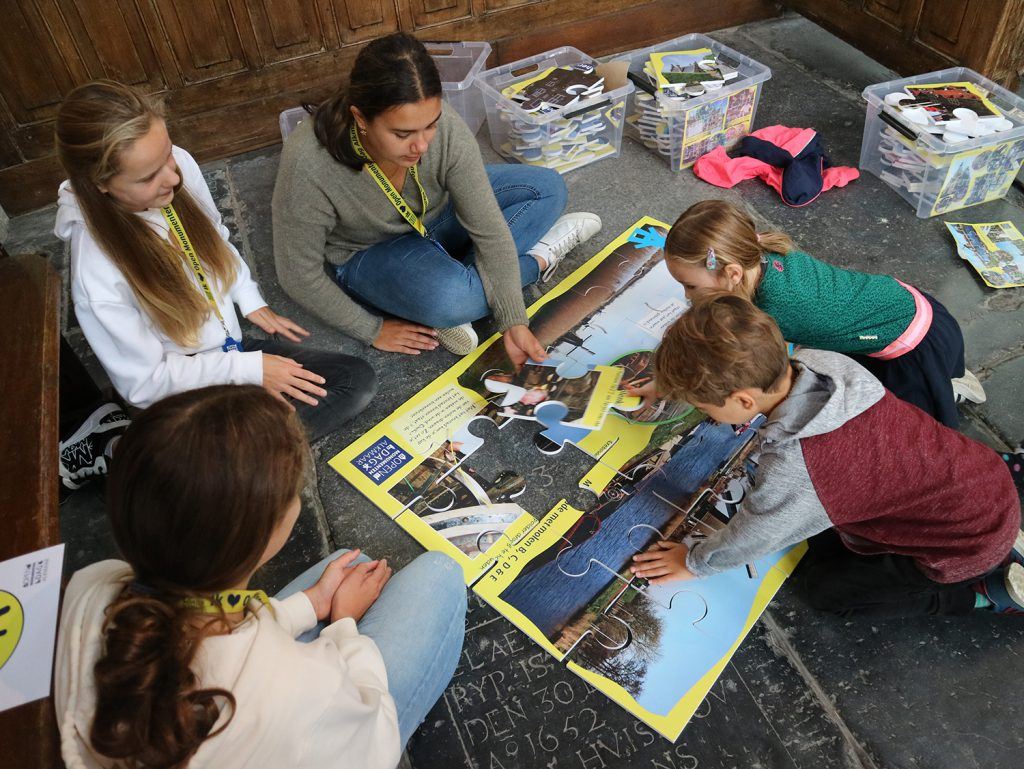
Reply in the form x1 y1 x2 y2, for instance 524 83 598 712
0 253 64 768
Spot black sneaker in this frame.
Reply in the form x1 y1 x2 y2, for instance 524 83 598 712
974 563 1024 615
59 404 130 491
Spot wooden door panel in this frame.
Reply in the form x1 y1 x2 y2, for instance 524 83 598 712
916 0 973 58
151 0 249 83
244 0 328 63
484 0 541 11
864 0 914 28
328 0 399 43
0 1 78 123
408 0 472 27
55 0 164 87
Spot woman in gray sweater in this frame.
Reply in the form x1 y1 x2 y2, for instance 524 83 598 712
272 33 601 360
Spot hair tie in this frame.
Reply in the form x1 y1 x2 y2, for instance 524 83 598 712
705 247 717 271
755 233 763 244
129 580 159 596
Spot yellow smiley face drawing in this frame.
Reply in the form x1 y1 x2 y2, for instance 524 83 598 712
0 590 25 669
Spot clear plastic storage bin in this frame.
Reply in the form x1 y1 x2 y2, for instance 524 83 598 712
620 33 771 171
475 46 634 174
279 106 311 141
427 41 492 136
860 67 1024 218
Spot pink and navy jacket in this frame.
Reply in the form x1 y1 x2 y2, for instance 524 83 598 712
686 349 1020 583
693 125 859 206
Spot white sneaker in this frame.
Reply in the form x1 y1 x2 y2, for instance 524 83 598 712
436 323 478 356
952 368 986 404
530 212 603 282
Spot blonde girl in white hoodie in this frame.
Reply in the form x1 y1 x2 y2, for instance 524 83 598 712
55 385 466 769
54 80 376 440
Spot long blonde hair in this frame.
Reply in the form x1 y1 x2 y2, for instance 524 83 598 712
665 200 794 299
56 80 237 347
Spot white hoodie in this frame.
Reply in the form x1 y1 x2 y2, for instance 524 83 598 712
55 560 402 769
55 146 267 408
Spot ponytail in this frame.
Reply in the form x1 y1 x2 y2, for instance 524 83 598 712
91 592 232 768
665 200 795 299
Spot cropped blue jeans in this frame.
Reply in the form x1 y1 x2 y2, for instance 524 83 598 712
333 164 567 328
275 550 467 747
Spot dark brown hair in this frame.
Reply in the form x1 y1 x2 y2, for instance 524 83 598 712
654 291 789 405
314 32 442 169
91 385 308 768
665 200 795 299
56 80 238 347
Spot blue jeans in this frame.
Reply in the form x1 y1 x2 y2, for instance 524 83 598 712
333 164 567 328
275 550 467 747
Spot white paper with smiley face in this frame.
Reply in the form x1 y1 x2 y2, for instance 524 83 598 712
0 591 24 669
0 543 65 712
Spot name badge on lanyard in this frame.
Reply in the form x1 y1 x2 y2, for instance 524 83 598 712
350 124 448 256
160 204 245 353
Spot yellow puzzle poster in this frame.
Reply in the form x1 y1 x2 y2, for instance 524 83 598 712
330 218 804 740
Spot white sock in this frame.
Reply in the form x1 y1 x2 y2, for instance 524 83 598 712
528 244 552 270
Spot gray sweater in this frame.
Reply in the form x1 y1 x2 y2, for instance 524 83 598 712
272 104 529 344
686 349 883 576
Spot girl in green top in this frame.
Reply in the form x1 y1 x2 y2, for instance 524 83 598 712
656 200 983 428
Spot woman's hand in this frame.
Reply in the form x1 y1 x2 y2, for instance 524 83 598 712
246 306 310 343
373 319 439 355
330 559 392 623
502 325 546 368
262 353 327 407
630 541 696 585
303 550 365 621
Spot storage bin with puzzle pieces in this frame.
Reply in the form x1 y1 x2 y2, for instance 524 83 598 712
620 33 771 171
474 46 634 174
859 67 1024 218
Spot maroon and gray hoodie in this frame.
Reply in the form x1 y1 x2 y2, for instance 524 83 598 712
686 349 1021 583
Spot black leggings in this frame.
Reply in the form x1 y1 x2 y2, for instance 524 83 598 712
243 337 377 442
792 529 979 619
850 291 965 429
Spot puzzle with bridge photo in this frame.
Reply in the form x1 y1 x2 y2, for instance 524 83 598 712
329 217 805 740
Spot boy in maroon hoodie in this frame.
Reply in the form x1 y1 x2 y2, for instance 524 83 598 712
631 292 1023 618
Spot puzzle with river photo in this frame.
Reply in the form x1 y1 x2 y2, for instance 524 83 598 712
330 217 805 740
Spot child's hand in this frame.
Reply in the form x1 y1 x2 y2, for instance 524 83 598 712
330 559 393 623
630 541 696 584
303 549 367 621
624 377 660 408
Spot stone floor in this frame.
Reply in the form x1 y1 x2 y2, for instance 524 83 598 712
10 12 1024 769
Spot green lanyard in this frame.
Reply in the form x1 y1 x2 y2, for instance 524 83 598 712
180 588 272 615
349 123 429 237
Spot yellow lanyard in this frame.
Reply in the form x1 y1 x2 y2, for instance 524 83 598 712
180 588 272 615
349 124 429 237
160 204 232 340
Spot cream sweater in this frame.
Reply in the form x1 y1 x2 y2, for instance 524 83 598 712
55 560 401 769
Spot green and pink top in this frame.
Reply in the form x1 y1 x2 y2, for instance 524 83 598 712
754 250 931 358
